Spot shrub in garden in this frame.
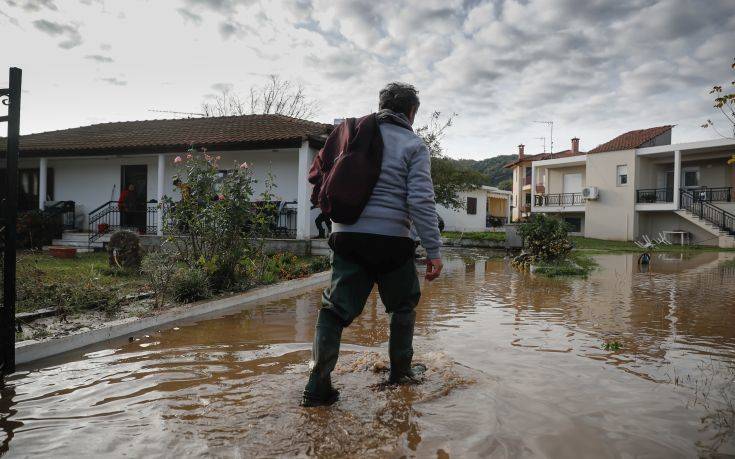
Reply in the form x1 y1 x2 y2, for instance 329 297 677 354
108 230 143 270
16 210 62 249
141 250 179 308
161 150 275 291
513 214 573 269
170 267 211 303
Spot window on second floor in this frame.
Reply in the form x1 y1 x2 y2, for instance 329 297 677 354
616 165 628 186
467 197 477 215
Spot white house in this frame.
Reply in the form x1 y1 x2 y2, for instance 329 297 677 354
0 114 332 244
436 186 511 232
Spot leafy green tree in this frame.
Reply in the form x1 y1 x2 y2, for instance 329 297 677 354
416 112 486 209
497 179 513 191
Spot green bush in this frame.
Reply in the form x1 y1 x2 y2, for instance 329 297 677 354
517 214 573 262
141 250 179 307
161 150 275 291
108 230 143 270
171 267 211 303
16 210 62 249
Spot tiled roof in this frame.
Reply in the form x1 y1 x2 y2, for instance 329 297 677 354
503 149 585 168
588 125 673 154
0 114 333 156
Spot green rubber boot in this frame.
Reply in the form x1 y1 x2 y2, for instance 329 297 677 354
388 311 425 384
301 309 343 407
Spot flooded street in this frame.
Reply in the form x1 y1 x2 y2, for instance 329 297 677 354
2 250 735 457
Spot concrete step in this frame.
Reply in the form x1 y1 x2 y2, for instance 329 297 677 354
60 232 110 243
675 209 735 249
42 245 95 254
51 239 104 249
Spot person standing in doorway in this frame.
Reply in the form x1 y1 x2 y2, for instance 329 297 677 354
118 184 137 229
301 82 443 407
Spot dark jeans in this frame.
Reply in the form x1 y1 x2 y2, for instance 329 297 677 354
315 213 332 236
322 232 421 327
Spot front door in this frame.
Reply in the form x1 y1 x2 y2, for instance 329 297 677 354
120 165 148 231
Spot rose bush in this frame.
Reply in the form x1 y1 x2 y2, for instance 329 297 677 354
160 149 275 290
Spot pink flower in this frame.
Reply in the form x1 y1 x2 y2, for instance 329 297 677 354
174 156 182 164
239 162 249 169
186 154 192 159
217 194 225 201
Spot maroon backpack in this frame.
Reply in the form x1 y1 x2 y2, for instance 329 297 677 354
308 113 384 224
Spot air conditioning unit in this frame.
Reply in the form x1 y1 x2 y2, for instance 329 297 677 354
582 186 599 200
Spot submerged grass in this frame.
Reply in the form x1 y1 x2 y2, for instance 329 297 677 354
442 231 505 241
531 252 597 277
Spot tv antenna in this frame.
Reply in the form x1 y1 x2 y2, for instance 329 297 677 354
535 137 546 153
148 109 205 118
534 120 554 155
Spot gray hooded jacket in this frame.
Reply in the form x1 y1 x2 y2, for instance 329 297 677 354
331 110 442 259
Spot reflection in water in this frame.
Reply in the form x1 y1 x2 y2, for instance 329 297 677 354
1 250 734 457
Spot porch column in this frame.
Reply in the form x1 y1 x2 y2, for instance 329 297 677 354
157 153 165 235
296 140 314 239
530 163 536 213
38 157 48 210
673 150 681 208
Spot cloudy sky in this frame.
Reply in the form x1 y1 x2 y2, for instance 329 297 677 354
1 0 734 159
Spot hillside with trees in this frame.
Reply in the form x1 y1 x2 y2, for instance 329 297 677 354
453 154 517 190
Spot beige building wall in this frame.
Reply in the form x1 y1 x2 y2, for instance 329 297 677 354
584 149 638 240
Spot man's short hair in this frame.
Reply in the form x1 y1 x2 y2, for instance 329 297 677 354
379 82 420 118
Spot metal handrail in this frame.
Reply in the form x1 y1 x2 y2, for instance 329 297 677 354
88 200 158 244
636 188 674 203
534 192 584 207
680 189 735 235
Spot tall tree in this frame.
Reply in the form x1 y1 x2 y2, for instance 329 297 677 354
202 75 318 119
416 112 486 209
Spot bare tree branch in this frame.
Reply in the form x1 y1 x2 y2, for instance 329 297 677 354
201 75 318 119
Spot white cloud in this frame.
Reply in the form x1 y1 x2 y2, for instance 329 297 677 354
2 0 734 158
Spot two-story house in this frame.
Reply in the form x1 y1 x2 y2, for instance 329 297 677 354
527 126 735 248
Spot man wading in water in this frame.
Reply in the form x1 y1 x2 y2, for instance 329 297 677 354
301 82 443 407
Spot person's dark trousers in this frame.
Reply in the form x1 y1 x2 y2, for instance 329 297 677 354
314 213 332 238
301 233 421 407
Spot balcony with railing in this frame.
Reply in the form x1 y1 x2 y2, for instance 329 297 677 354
534 192 584 208
637 186 732 204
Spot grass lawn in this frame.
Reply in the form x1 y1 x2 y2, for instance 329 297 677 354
442 231 505 241
12 250 329 314
570 236 735 253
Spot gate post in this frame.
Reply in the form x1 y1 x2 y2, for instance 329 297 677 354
1 67 22 376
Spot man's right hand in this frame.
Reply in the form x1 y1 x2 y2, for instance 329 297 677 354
425 258 443 281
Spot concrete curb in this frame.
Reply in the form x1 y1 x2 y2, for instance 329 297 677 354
16 271 332 365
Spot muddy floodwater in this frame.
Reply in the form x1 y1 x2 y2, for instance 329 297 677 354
2 250 735 457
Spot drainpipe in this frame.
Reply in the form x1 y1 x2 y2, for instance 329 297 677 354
38 157 47 210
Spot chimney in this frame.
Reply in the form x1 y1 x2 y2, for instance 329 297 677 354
571 138 580 155
518 144 525 159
